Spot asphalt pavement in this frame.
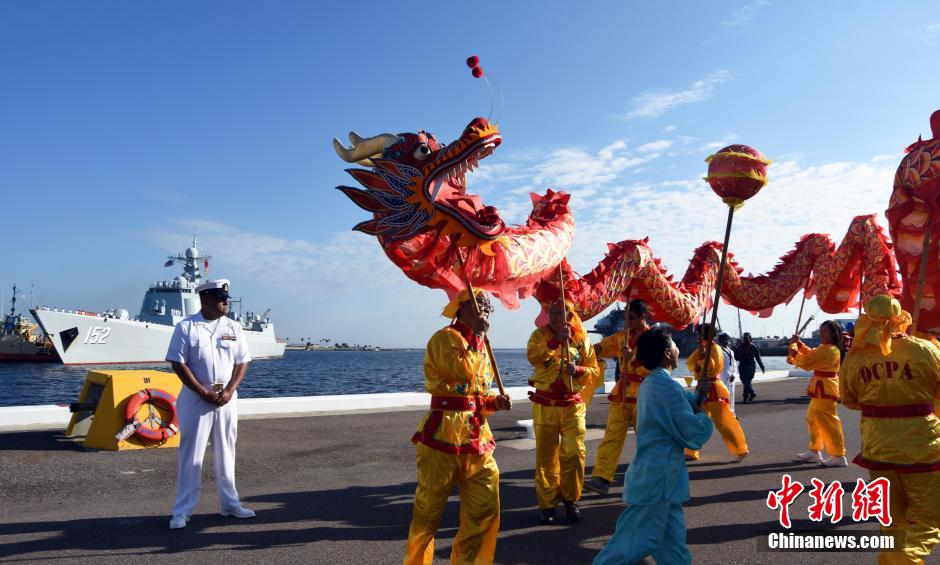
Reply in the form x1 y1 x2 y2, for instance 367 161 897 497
0 378 905 564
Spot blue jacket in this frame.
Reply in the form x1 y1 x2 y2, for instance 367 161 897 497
624 367 713 505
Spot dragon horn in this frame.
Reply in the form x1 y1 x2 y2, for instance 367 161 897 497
333 132 399 165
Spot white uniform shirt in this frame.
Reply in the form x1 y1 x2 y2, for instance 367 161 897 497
166 312 252 386
719 346 737 387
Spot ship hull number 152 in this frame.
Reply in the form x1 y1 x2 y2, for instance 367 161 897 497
84 326 111 344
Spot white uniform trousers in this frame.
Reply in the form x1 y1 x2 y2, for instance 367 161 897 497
728 380 736 414
172 387 241 515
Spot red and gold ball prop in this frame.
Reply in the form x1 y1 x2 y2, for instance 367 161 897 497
704 144 770 208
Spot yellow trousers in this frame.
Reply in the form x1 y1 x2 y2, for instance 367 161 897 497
404 443 500 565
685 401 748 460
806 398 845 456
591 402 636 483
870 469 940 565
533 402 586 509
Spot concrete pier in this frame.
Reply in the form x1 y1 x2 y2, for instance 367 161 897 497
0 375 882 564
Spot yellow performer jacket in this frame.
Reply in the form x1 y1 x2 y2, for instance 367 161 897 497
413 322 499 455
687 344 729 402
789 343 841 401
527 322 600 400
594 331 649 403
840 336 940 470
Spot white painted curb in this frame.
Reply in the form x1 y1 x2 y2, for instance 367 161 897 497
0 370 804 432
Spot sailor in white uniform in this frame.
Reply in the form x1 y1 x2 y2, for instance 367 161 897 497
717 333 738 415
166 278 255 529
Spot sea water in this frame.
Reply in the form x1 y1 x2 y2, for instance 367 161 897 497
0 349 792 407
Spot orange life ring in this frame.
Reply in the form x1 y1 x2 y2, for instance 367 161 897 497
123 388 179 443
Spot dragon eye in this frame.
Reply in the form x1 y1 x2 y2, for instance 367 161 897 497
413 144 433 160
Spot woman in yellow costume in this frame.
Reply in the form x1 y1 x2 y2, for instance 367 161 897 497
788 320 848 466
405 289 512 565
840 295 940 565
684 323 748 462
527 299 600 524
584 299 650 496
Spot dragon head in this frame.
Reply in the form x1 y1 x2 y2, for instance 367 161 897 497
335 117 504 246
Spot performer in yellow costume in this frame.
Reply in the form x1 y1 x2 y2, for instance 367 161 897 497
527 299 600 524
684 324 748 462
788 320 848 466
840 295 940 565
405 289 512 565
581 357 607 410
584 299 650 495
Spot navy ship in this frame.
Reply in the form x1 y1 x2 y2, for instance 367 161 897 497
31 239 286 365
589 305 698 356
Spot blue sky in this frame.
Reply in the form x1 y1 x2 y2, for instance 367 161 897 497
2 1 938 347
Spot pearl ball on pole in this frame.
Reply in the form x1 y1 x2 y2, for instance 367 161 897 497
695 145 770 407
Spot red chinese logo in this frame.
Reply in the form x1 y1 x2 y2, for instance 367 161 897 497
807 478 844 524
767 476 892 528
851 477 892 527
766 474 805 529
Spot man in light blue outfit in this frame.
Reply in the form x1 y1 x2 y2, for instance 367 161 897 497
594 328 713 565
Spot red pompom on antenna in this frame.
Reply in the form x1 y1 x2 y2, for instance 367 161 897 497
471 66 484 78
466 55 480 68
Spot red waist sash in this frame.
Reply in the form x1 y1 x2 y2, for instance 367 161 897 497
860 403 935 418
813 370 838 378
430 394 485 412
529 390 583 407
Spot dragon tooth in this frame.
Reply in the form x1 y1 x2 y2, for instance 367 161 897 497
430 177 446 202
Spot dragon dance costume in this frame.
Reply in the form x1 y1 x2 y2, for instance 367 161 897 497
580 357 606 410
405 291 502 565
684 344 748 461
526 308 600 514
788 341 846 460
840 295 940 565
589 330 649 486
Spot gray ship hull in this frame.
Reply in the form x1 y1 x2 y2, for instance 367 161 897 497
31 308 285 365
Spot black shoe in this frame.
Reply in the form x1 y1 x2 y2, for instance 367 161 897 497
583 477 611 495
539 508 557 525
564 501 580 522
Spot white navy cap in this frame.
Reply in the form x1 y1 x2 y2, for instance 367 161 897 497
196 279 230 297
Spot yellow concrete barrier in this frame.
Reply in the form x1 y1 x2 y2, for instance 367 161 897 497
67 370 182 450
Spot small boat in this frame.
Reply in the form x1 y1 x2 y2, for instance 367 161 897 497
0 285 59 362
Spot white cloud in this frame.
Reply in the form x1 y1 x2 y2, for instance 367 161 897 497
530 144 657 188
637 140 674 153
702 133 739 151
722 0 771 27
664 125 677 133
622 70 733 120
918 23 940 46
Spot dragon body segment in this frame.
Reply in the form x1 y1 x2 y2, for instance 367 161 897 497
545 214 899 327
335 115 915 331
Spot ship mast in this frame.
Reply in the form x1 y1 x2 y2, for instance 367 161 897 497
165 235 212 286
